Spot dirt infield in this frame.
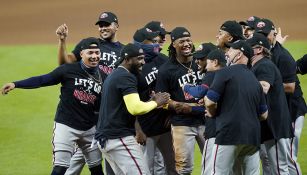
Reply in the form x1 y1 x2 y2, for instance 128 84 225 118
1 0 307 45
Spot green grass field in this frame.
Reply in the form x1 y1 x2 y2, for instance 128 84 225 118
0 42 306 175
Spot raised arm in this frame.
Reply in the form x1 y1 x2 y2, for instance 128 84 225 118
56 24 77 65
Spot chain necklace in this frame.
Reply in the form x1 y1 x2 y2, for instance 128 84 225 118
176 58 193 75
82 68 102 84
118 66 130 72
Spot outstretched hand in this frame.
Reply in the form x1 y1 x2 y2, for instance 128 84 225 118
1 83 15 95
56 24 68 40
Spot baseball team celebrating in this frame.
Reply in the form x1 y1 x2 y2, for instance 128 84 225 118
1 11 307 175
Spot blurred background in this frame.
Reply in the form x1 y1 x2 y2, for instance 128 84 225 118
1 0 307 45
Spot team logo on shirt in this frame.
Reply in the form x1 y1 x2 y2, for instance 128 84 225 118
99 51 119 74
178 71 203 100
74 78 102 104
145 68 159 85
178 71 203 88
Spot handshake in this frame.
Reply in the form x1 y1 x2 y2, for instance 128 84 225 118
168 100 203 114
150 91 205 115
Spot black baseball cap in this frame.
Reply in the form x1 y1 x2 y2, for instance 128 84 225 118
246 33 271 50
239 16 261 29
193 43 217 60
80 37 100 50
133 28 160 43
170 27 191 42
227 40 254 59
207 49 227 66
95 12 118 25
121 43 144 59
220 20 244 40
255 19 275 36
145 21 170 36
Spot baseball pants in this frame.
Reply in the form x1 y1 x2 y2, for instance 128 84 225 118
65 148 85 175
263 138 290 175
98 135 150 175
201 138 215 175
211 144 260 175
65 148 115 175
52 122 102 169
288 115 304 175
171 125 206 175
142 131 177 175
259 144 272 175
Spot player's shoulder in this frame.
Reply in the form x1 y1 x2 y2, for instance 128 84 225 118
100 39 124 49
157 52 169 60
158 59 175 72
59 62 79 70
112 67 136 79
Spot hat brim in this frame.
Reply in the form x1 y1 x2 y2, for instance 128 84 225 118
146 32 160 40
159 29 171 36
193 51 208 60
239 21 248 26
95 20 113 25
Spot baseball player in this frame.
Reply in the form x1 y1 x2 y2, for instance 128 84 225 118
216 20 244 52
183 47 226 175
145 21 170 52
56 11 123 175
239 16 260 39
56 11 124 74
1 38 105 175
95 43 170 175
155 27 205 174
247 33 294 175
141 21 171 175
255 18 306 175
132 27 177 175
205 40 268 175
297 54 307 75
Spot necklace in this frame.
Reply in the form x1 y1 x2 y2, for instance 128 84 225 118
176 58 193 75
118 66 130 72
82 68 102 84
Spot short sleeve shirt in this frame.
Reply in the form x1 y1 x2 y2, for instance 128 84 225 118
137 53 171 137
156 58 204 126
209 64 263 146
95 67 138 140
271 42 307 119
251 58 293 140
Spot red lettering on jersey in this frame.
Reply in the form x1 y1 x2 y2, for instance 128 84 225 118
73 89 97 104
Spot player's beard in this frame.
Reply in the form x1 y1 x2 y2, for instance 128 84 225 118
130 64 142 75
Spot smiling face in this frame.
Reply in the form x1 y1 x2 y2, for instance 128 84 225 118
98 22 118 40
172 36 193 57
81 48 101 67
128 55 145 74
195 58 207 72
216 30 233 48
